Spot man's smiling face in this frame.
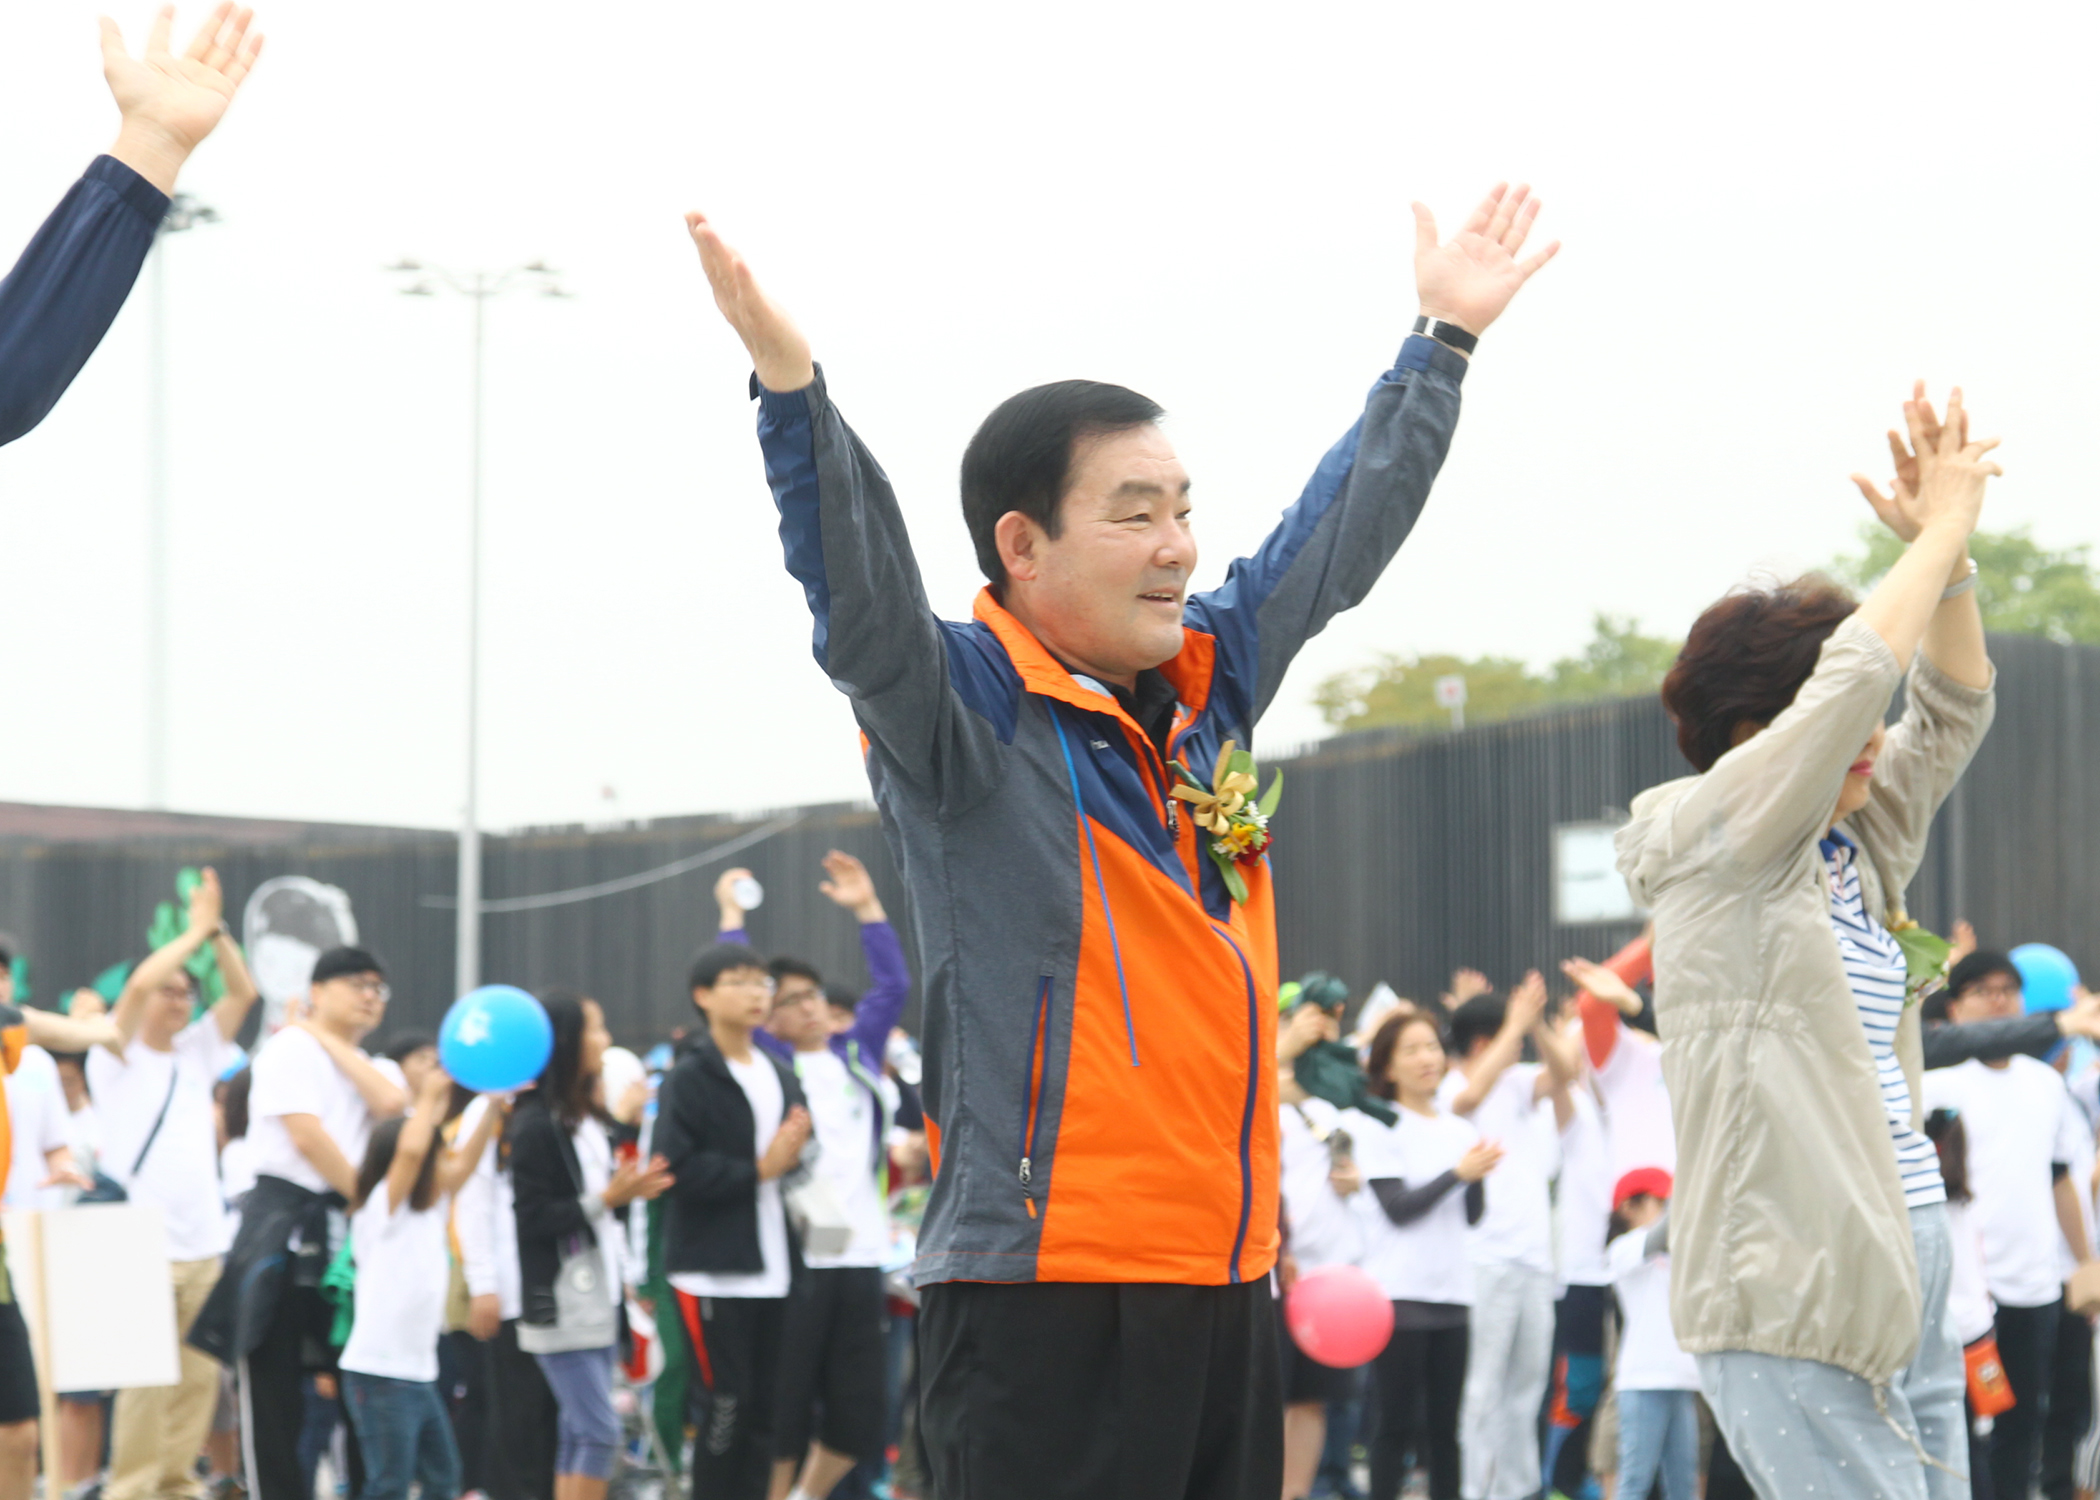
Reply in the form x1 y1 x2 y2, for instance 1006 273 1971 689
1001 423 1196 687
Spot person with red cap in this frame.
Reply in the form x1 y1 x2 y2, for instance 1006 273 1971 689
1605 1168 1697 1500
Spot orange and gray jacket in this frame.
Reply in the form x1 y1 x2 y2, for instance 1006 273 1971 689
752 334 1468 1287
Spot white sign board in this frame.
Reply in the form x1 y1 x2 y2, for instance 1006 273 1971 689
5 1204 180 1392
1554 822 1643 925
1433 674 1468 709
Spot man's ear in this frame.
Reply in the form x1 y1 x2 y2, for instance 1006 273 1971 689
995 511 1043 584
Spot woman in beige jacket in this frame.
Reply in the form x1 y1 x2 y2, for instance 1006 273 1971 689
1614 384 1998 1498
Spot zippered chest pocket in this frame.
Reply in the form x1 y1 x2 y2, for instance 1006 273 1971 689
1019 974 1053 1217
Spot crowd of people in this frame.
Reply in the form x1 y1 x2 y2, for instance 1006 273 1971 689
0 855 935 1500
6 6 2098 1500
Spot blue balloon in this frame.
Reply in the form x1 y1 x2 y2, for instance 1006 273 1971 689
439 984 554 1093
2011 943 2082 1014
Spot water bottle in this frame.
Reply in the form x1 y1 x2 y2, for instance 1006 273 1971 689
732 875 764 911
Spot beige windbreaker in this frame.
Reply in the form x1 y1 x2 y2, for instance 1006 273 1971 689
1614 614 1995 1385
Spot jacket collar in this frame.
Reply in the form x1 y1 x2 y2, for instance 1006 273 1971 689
971 587 1216 734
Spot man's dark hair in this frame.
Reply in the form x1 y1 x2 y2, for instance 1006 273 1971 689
770 956 823 991
311 946 387 986
689 942 768 995
1660 577 1859 773
1948 950 2022 1002
959 380 1165 586
824 984 861 1014
1447 994 1507 1057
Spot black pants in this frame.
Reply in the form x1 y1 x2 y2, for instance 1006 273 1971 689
2042 1302 2094 1500
483 1321 558 1500
675 1290 785 1500
776 1266 886 1464
918 1279 1282 1500
1992 1298 2062 1500
246 1284 337 1500
1369 1316 1466 1500
439 1332 488 1494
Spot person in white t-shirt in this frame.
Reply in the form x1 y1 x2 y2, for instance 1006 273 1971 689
452 1090 558 1500
92 868 259 1500
1347 1008 1503 1500
1541 1028 1615 1500
2 1045 81 1212
1437 972 1577 1500
341 1065 507 1500
1274 996 1370 1500
1604 1169 1697 1500
1926 949 2100 1500
186 945 407 1500
1560 956 1675 1181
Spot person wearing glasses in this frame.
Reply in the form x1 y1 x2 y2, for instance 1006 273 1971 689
191 947 408 1500
654 944 813 1500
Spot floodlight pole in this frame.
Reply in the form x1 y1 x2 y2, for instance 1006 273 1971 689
387 260 570 996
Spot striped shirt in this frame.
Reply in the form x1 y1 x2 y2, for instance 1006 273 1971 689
1821 832 1945 1208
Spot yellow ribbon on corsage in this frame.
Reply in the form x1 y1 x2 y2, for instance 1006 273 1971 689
1171 739 1282 905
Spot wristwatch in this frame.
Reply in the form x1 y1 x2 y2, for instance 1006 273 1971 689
1413 315 1479 355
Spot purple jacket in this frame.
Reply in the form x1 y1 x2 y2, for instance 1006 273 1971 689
730 919 910 1173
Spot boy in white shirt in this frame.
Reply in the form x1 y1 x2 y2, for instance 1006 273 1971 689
188 947 406 1500
92 870 259 1500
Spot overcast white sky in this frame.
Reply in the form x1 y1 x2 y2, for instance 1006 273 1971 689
0 0 2091 832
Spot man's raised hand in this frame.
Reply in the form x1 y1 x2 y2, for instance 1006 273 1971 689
685 213 815 394
102 4 264 195
1412 183 1559 340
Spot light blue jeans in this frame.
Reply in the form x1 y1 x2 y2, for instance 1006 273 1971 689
1616 1389 1698 1500
1698 1202 1968 1500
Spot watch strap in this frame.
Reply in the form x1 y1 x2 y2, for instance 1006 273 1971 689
1413 315 1479 355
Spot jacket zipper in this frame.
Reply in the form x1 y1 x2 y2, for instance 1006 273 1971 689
1210 921 1260 1284
1019 974 1053 1219
1050 707 1140 1066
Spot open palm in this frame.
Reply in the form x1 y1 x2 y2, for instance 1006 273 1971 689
102 4 263 154
1413 183 1558 336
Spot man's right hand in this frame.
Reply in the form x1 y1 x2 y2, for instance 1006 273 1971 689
1561 957 1643 1019
467 1293 501 1341
685 213 815 395
1505 970 1548 1033
758 1106 813 1181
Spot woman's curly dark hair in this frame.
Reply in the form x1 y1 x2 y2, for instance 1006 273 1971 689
1660 576 1859 772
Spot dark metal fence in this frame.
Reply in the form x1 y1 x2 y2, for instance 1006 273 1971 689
0 632 2092 1045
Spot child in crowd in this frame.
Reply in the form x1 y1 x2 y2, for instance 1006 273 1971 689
1349 1008 1503 1500
1605 1168 1698 1500
338 1066 506 1500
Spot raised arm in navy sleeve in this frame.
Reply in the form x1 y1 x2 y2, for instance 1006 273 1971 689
756 370 1012 811
0 157 167 447
1182 334 1467 735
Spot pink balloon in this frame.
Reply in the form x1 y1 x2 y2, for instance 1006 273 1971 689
1285 1265 1393 1368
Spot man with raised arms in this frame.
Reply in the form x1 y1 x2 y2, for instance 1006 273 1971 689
684 188 1556 1498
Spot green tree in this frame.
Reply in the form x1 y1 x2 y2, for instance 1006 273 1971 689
1831 525 2100 645
1313 614 1681 733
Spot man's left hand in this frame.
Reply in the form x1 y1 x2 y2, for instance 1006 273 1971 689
1412 182 1559 339
103 4 265 194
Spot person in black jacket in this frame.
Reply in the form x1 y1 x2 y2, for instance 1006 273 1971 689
654 943 812 1500
508 994 670 1500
